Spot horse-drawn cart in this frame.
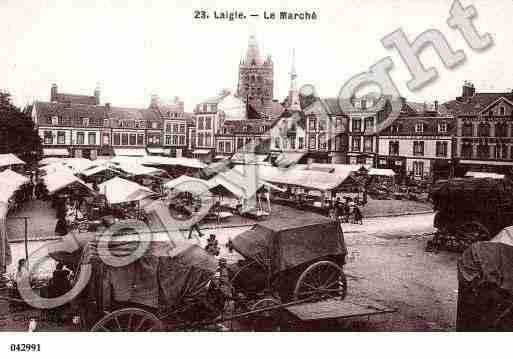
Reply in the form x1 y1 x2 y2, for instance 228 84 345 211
42 216 395 331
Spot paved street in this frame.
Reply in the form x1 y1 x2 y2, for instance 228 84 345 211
5 211 454 331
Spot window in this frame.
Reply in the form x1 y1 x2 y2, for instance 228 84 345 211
88 132 96 145
237 138 244 150
389 141 399 156
218 142 225 153
462 122 473 137
309 135 316 150
274 137 281 149
351 136 361 152
51 116 58 125
113 133 120 146
225 142 231 153
415 123 424 133
496 122 508 137
502 145 508 159
137 134 144 146
205 134 211 147
179 135 185 145
179 124 185 133
151 122 158 129
461 143 473 158
298 137 304 150
319 134 327 150
309 117 317 131
103 133 110 145
121 133 128 145
290 137 296 149
351 118 361 132
171 135 177 145
44 116 52 125
104 119 109 127
488 111 494 116
76 132 84 145
44 131 53 144
205 118 212 130
57 131 65 145
413 161 424 177
436 141 448 157
477 144 489 159
129 134 136 145
478 123 490 137
165 135 171 145
363 137 373 152
364 117 374 131
165 123 172 133
413 141 424 156
500 106 506 116
83 118 89 127
173 124 179 133
438 122 447 133
198 118 204 130
318 118 327 131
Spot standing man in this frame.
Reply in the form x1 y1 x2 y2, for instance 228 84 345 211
265 187 271 214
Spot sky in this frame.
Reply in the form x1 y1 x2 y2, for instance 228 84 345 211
0 0 510 111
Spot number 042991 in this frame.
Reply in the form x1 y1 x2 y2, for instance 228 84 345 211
10 344 41 352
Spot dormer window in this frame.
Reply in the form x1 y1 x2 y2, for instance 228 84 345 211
415 123 424 133
51 116 58 125
438 122 447 133
500 106 506 116
83 118 89 127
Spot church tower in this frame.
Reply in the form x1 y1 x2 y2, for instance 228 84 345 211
236 35 274 116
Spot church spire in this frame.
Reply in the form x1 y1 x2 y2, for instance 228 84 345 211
288 49 300 111
245 35 262 66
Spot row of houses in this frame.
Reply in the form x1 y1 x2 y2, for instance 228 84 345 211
30 81 513 181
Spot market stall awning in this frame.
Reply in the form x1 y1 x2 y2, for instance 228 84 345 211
64 158 95 174
42 148 69 157
0 169 29 188
273 152 306 168
368 168 396 177
40 162 76 176
81 165 122 177
142 156 206 169
43 171 93 195
465 171 505 179
164 175 211 190
39 157 65 165
0 153 25 167
99 177 156 204
231 152 269 164
147 147 166 154
193 149 211 155
114 148 147 157
460 160 513 166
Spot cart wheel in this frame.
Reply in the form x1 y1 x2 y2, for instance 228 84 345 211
91 308 164 332
250 297 281 331
293 261 347 301
454 221 490 250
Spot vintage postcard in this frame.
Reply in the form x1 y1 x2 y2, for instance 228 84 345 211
0 0 510 356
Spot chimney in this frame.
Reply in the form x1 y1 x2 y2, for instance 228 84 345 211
434 100 439 113
51 84 58 101
94 85 101 105
462 81 475 98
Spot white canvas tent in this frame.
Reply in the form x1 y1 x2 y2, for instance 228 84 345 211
164 175 211 190
465 171 505 179
43 171 93 195
0 169 29 188
99 177 156 204
0 153 25 168
368 168 396 177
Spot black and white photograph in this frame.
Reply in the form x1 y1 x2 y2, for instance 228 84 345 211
0 0 511 356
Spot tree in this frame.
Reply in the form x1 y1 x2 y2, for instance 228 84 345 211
0 91 41 164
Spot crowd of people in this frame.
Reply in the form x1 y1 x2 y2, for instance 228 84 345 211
328 197 363 225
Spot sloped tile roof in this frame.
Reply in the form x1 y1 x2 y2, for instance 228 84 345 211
444 92 513 116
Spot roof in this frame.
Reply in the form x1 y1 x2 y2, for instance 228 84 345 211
444 92 513 116
43 148 69 157
114 148 147 157
98 177 155 204
0 169 29 188
43 171 91 195
164 175 211 190
34 101 107 123
53 93 97 105
258 215 337 232
142 156 206 169
368 168 396 177
273 152 307 168
0 153 25 167
465 171 505 179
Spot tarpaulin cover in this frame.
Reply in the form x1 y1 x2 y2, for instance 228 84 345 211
82 241 217 309
459 242 513 295
231 215 346 274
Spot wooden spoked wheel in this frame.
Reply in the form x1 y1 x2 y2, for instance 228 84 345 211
91 308 164 332
250 297 281 331
293 261 347 301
